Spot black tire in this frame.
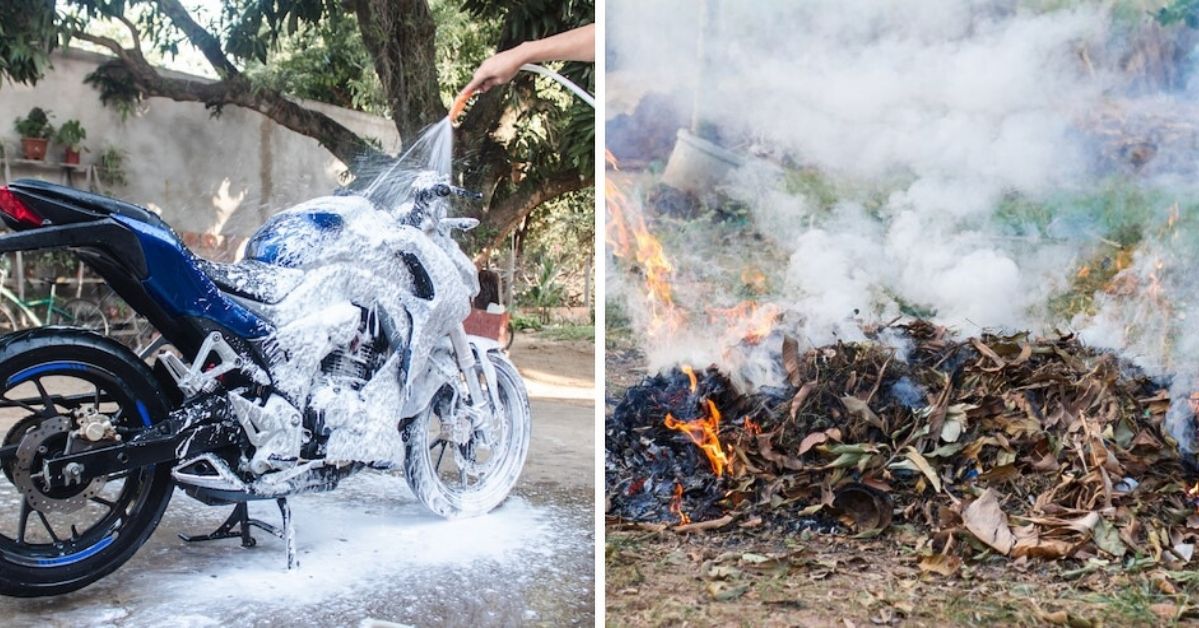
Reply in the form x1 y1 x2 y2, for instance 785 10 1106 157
403 351 530 518
0 328 173 597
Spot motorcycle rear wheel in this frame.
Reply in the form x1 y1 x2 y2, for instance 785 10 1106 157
0 329 174 597
403 351 531 518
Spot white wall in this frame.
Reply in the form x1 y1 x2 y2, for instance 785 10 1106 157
0 48 400 244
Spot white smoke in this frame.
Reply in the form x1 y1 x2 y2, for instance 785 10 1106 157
608 1 1199 444
704 1 1110 336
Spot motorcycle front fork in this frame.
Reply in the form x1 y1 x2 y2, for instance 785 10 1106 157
448 325 501 430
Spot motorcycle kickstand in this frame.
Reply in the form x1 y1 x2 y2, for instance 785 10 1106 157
178 499 299 570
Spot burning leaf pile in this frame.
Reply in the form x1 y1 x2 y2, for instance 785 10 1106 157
607 320 1199 565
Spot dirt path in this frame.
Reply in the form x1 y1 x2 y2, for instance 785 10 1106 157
0 334 595 627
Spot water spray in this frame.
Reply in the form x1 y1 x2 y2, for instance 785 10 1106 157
363 64 593 213
450 63 596 125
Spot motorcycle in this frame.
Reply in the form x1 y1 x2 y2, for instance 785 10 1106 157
0 172 531 596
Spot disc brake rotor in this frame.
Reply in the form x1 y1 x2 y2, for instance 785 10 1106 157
12 417 105 514
452 399 509 478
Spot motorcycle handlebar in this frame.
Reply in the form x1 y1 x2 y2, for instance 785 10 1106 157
406 183 483 228
418 184 483 203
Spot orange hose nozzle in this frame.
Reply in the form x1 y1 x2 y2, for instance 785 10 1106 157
449 89 474 126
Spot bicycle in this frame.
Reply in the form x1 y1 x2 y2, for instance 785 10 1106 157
0 267 109 335
95 283 156 350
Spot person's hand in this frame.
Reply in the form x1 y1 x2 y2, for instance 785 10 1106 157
450 45 528 123
461 46 529 97
450 25 592 123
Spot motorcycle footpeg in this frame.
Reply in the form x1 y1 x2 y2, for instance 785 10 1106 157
172 453 250 493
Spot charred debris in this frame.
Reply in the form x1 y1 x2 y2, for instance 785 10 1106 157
607 320 1199 563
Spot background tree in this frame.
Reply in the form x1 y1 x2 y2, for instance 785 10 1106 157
2 0 593 261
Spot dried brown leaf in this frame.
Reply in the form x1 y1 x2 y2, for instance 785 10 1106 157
1011 536 1076 559
904 448 942 493
841 395 884 429
798 431 830 456
917 553 961 576
782 335 801 387
962 489 1015 555
790 381 816 420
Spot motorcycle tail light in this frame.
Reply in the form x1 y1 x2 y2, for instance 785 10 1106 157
0 187 41 227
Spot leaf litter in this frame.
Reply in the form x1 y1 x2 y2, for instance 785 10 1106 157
607 319 1199 575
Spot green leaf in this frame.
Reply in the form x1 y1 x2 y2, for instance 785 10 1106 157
927 443 964 458
827 452 869 469
1092 518 1127 558
896 447 942 492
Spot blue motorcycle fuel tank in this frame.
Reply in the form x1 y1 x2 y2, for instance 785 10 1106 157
244 210 346 268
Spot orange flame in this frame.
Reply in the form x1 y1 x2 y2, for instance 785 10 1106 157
606 152 686 339
682 364 698 393
669 482 690 525
1147 258 1166 303
741 266 768 295
706 301 782 345
743 417 761 436
664 399 731 477
1115 250 1132 273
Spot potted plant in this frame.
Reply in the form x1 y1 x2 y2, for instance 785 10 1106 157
96 147 128 189
55 119 87 165
13 107 54 161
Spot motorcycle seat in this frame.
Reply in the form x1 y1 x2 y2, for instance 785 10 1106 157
6 178 170 230
197 258 304 305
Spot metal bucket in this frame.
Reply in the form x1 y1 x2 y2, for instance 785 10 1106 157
661 128 745 194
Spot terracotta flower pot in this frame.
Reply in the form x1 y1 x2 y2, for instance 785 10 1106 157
64 149 81 165
20 138 48 161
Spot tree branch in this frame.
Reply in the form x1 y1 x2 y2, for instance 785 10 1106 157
472 171 591 263
77 2 380 167
71 31 128 59
84 45 379 166
149 0 240 79
113 14 142 52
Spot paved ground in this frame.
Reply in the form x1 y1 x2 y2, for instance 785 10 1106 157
0 333 595 627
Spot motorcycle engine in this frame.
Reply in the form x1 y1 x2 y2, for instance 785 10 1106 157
303 306 389 458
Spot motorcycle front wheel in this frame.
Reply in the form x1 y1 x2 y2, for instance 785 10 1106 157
403 351 531 518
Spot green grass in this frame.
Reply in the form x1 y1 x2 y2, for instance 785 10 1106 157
512 314 544 332
1077 577 1187 625
536 324 594 342
993 179 1199 244
940 594 1030 626
781 167 841 213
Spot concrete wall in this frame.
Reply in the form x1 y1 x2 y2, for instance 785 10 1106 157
0 48 400 258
